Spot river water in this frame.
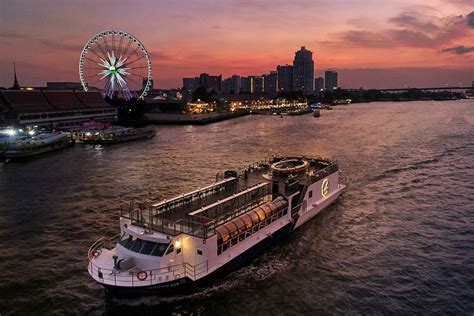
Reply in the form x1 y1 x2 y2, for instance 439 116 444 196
1 100 473 315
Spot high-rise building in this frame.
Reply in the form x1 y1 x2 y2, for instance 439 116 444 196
231 75 241 94
314 77 324 91
241 77 252 93
292 46 314 94
252 76 264 94
263 71 278 94
277 65 293 92
325 70 338 90
183 77 199 91
222 75 241 94
221 77 234 94
199 73 222 92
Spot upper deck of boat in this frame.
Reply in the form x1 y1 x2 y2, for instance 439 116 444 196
150 157 337 222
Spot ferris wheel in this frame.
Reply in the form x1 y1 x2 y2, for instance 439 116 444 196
79 30 152 100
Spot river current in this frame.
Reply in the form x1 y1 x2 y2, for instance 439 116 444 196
1 100 473 315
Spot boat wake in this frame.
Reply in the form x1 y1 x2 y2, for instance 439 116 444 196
371 142 474 182
110 255 292 308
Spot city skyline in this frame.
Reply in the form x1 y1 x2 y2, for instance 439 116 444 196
0 0 473 89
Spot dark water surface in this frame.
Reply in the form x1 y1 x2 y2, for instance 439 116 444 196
1 100 473 315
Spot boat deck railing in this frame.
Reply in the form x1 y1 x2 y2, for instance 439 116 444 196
119 156 338 238
120 182 273 238
308 161 339 182
88 236 209 286
149 177 238 217
120 182 272 238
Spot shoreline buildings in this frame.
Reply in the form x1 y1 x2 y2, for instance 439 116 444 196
0 67 116 128
182 46 332 97
325 70 338 90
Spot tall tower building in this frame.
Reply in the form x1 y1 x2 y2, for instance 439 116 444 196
263 71 278 94
252 76 263 94
292 47 314 94
12 62 20 90
324 70 338 90
231 75 241 94
241 77 252 93
221 76 241 94
277 65 293 92
315 77 324 91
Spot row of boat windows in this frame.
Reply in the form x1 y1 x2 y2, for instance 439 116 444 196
54 118 114 128
10 140 68 151
217 199 288 255
19 109 116 120
119 233 174 257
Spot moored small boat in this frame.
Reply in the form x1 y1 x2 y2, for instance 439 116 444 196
5 132 74 159
81 126 156 144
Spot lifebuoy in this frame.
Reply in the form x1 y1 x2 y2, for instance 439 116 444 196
137 271 148 281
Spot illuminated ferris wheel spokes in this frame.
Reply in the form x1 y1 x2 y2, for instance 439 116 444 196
79 30 152 100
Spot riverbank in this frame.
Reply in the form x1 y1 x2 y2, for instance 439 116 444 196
144 111 249 125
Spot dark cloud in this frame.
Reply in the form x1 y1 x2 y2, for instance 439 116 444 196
341 30 390 46
468 12 474 28
37 39 83 52
149 51 174 62
337 67 474 89
389 12 440 32
341 28 435 48
447 0 474 6
441 45 474 54
0 32 82 53
389 29 433 47
336 11 472 50
0 32 29 39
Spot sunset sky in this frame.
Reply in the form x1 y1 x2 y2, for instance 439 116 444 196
0 0 473 89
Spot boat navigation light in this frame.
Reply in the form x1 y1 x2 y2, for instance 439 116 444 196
175 240 181 248
5 129 16 136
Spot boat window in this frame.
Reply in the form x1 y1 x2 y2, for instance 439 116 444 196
216 226 230 242
260 204 273 217
139 240 156 255
197 249 203 256
254 207 266 221
165 244 174 255
309 190 313 198
119 233 169 257
239 214 253 229
176 247 182 254
119 233 136 249
233 217 247 233
131 238 145 253
247 210 261 225
224 222 239 238
151 242 168 257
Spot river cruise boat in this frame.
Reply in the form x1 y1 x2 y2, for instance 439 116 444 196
88 156 345 297
79 126 155 144
5 132 74 159
0 129 18 157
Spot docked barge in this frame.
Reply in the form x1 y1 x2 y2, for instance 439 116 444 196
88 156 345 297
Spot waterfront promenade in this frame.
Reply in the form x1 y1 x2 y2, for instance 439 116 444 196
144 111 249 125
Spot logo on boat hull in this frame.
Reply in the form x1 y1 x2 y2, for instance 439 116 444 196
321 179 330 198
